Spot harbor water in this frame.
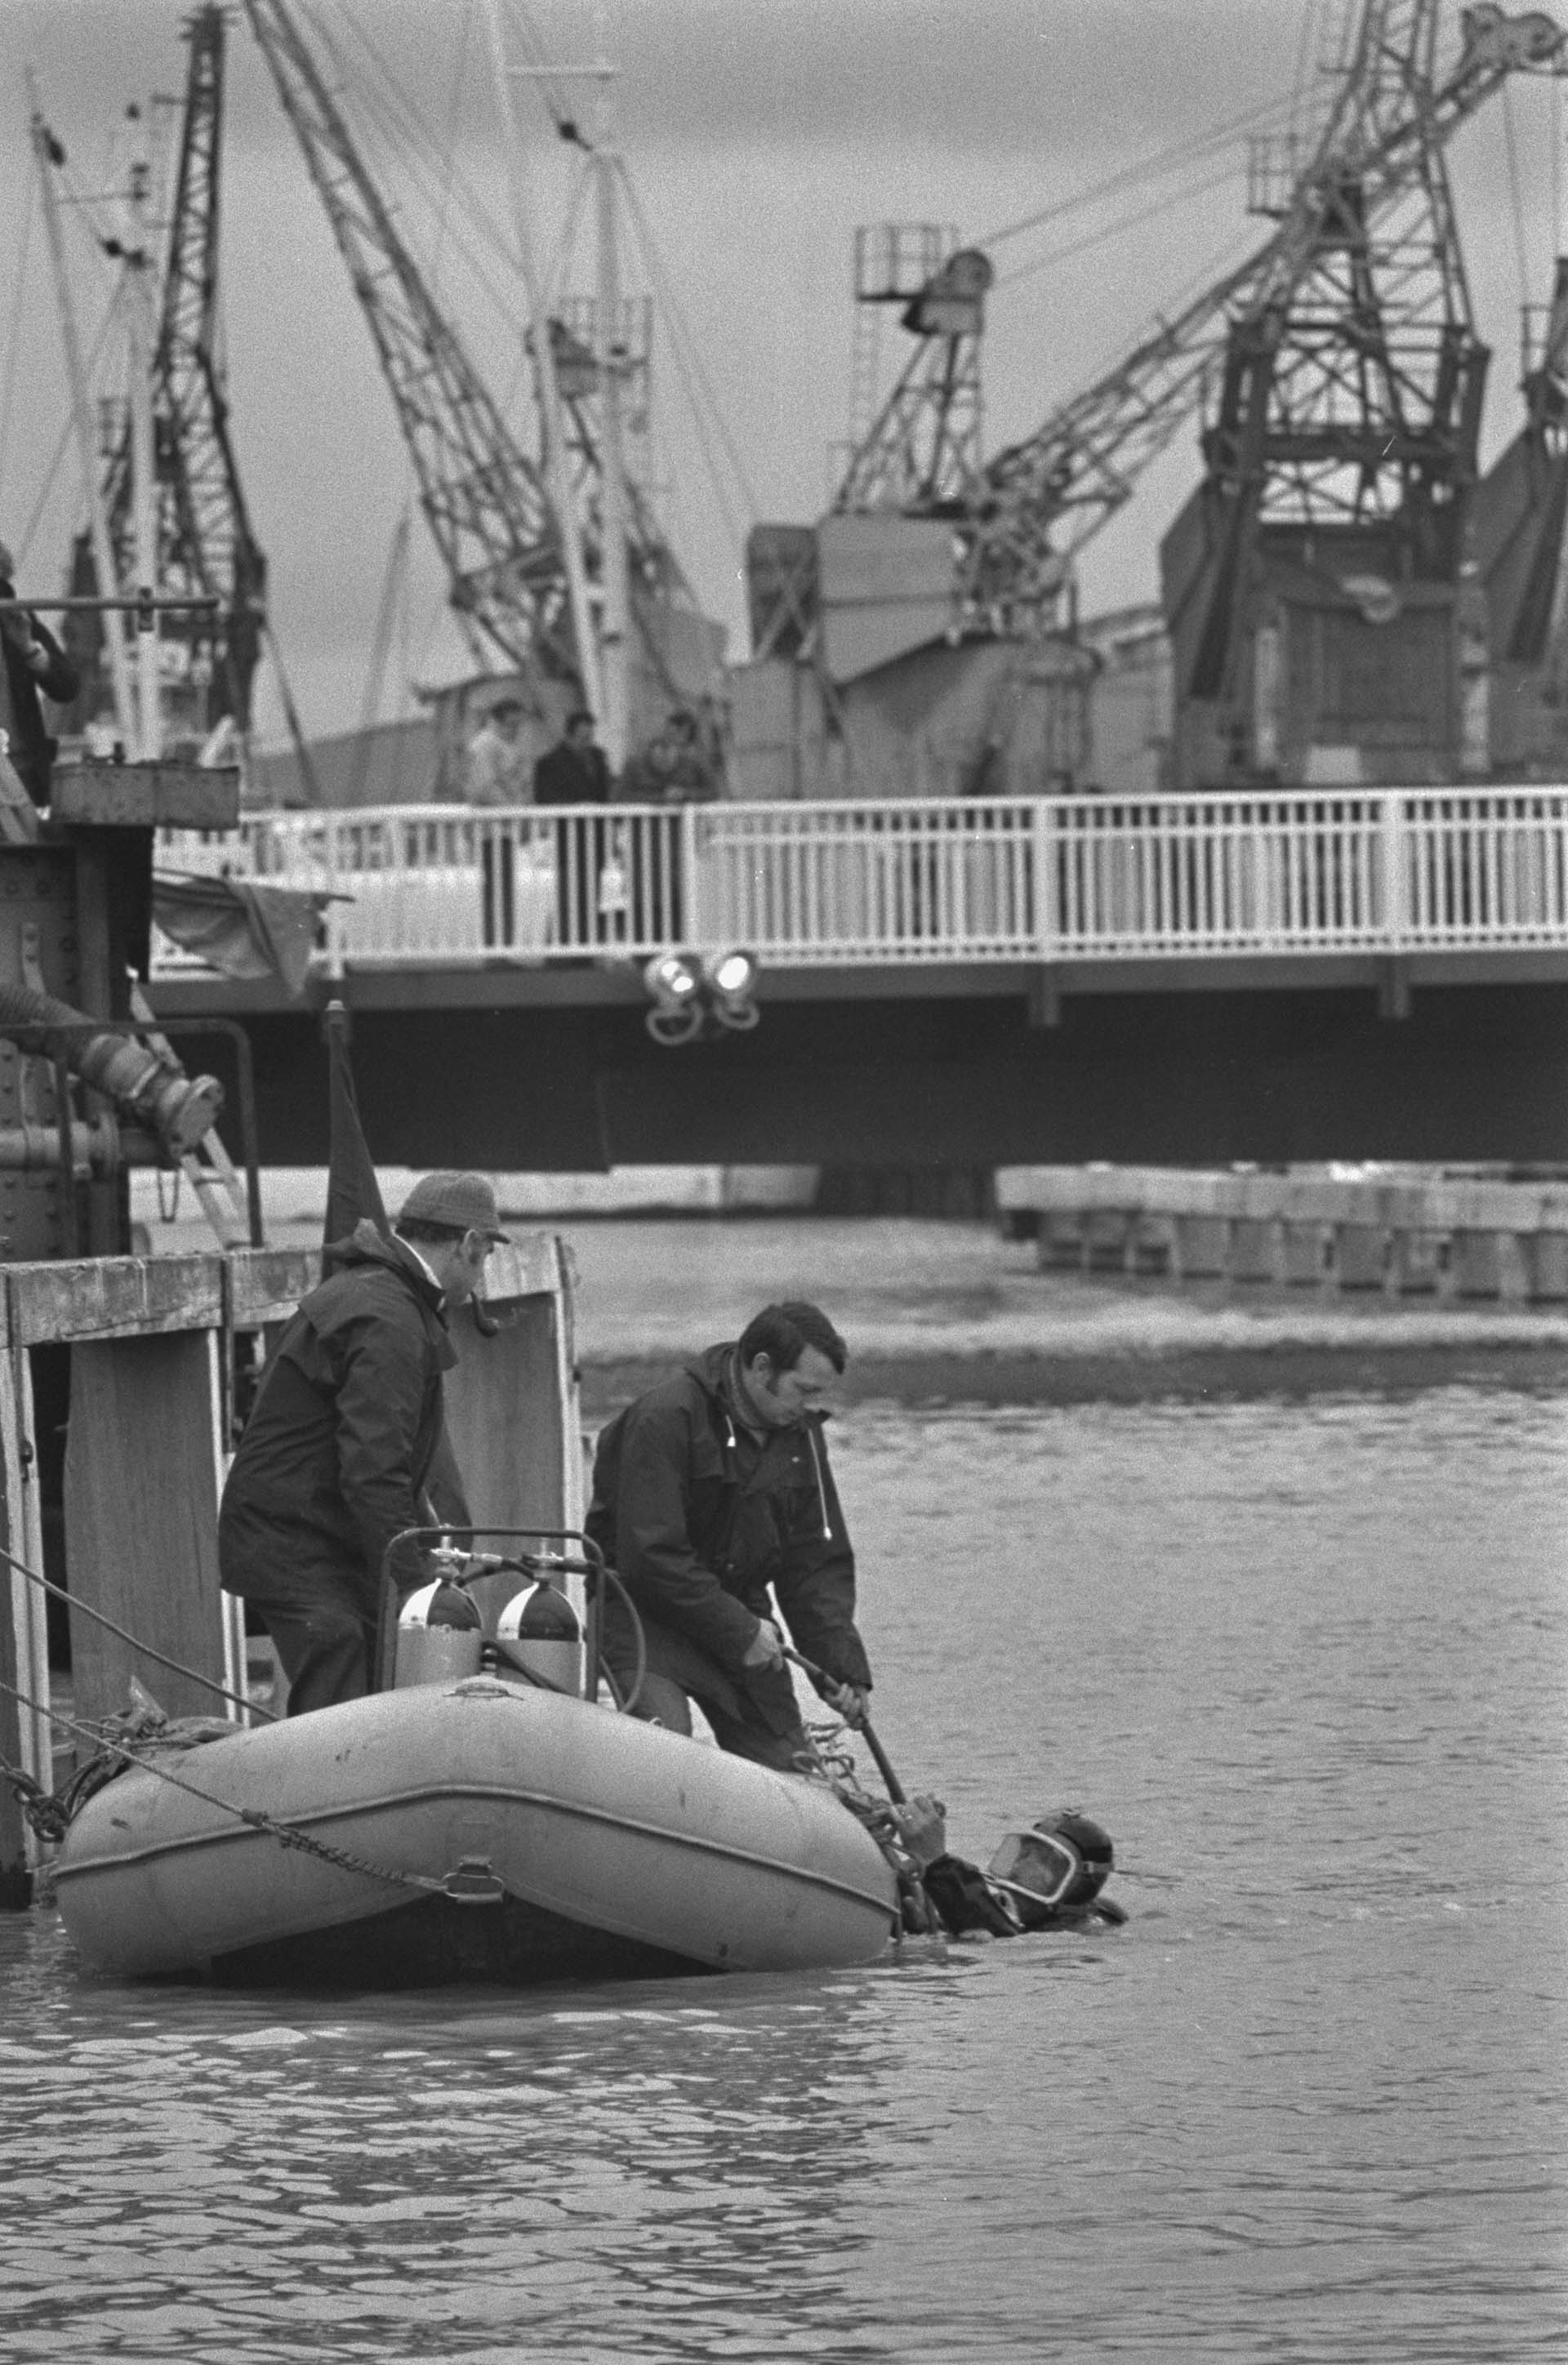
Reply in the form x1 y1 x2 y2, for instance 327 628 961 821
1 1350 1565 2356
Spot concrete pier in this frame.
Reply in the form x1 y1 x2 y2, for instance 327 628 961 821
996 1167 1568 1304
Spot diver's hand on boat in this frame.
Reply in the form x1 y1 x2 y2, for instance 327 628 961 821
742 1617 785 1671
892 1794 948 1867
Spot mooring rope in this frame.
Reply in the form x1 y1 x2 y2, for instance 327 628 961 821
0 1670 445 1896
0 1543 276 1726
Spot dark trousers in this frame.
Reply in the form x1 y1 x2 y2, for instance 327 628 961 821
481 835 514 948
553 814 615 949
243 1578 376 1717
633 820 684 944
603 1603 813 1772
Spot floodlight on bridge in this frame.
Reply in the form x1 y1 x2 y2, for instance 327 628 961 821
642 951 705 1045
702 949 760 1032
642 948 761 1045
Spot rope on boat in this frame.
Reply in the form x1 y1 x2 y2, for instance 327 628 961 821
0 1671 448 1897
0 1543 276 1726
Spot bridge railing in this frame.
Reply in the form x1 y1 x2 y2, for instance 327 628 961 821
154 786 1568 973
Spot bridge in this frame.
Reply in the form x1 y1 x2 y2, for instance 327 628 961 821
149 787 1568 1172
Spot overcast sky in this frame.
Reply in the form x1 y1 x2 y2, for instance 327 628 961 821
2 0 1564 747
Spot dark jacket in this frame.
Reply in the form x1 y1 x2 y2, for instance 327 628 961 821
0 592 79 808
532 737 612 806
586 1346 872 1697
219 1223 463 1614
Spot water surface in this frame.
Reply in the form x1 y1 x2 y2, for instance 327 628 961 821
2 1381 1564 2361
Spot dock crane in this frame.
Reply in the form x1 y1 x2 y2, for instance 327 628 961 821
818 2 1565 791
44 2 268 751
239 0 712 758
965 5 1562 617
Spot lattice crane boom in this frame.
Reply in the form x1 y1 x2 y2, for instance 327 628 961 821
242 0 702 711
962 1 1565 626
47 4 267 734
240 0 574 684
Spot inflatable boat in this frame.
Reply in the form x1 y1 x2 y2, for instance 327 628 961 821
52 1674 901 1987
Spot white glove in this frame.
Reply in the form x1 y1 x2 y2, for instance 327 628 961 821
742 1616 784 1671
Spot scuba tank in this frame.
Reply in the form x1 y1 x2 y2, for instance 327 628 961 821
494 1578 584 1696
395 1574 483 1689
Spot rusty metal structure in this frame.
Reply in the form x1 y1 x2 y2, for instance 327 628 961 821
56 4 267 744
796 2 1567 795
239 0 710 732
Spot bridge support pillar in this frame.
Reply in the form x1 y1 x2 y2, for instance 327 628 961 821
1332 1223 1390 1291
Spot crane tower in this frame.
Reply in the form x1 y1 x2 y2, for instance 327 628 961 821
241 0 719 746
56 2 267 749
782 0 1564 798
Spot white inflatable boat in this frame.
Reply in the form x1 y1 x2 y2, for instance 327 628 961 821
52 1675 900 1987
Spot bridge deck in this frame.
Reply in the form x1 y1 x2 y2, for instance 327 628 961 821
151 787 1568 1010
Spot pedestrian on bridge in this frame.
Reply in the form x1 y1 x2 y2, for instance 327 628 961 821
465 696 532 948
585 1302 873 1770
0 540 79 810
534 708 615 950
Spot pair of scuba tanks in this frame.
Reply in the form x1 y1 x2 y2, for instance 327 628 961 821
396 1569 585 1695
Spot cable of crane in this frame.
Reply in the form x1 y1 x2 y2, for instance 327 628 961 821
0 158 39 506
977 83 1298 252
1500 82 1534 322
501 0 581 145
613 162 751 521
14 281 125 573
612 166 751 664
1004 220 1261 492
485 150 592 429
425 0 474 304
615 163 757 537
995 158 1255 294
547 156 594 314
299 0 525 301
1288 0 1314 136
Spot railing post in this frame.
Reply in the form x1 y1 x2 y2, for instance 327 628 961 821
1382 790 1406 951
323 811 347 979
1032 795 1058 963
680 802 702 950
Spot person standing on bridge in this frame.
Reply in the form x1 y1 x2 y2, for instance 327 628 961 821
585 1302 873 1769
0 540 79 810
465 695 532 949
534 707 614 950
218 1173 506 1715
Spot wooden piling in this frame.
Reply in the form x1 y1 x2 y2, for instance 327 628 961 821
0 1235 581 1884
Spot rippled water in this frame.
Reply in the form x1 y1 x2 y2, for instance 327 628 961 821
2 1380 1565 2361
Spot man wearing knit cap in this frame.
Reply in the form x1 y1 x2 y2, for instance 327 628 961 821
220 1173 508 1714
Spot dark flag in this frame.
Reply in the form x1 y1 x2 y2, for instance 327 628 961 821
322 1000 387 1268
320 1002 472 1683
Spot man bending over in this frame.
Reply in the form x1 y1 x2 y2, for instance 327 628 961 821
586 1302 871 1770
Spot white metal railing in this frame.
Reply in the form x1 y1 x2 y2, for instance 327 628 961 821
153 788 1568 976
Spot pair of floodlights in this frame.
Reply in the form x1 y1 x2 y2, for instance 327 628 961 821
642 949 760 1046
